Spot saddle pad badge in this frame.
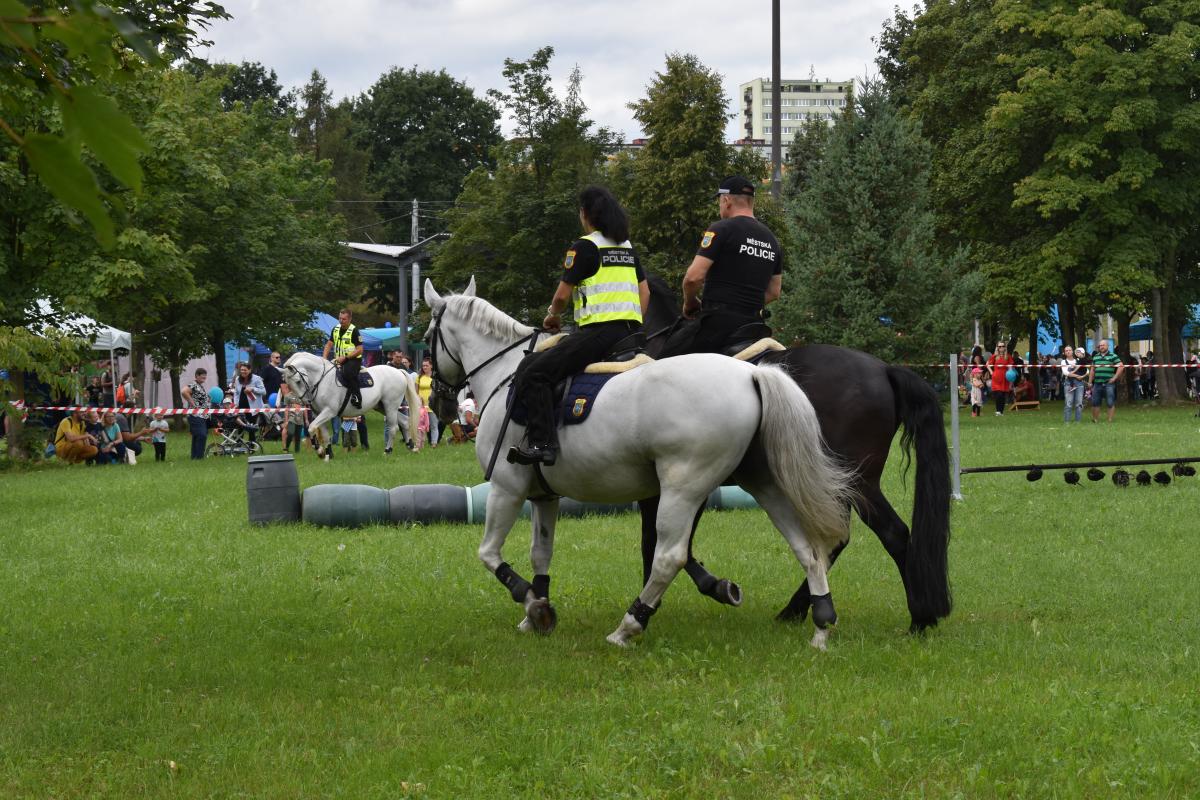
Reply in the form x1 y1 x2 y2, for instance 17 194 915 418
572 398 587 417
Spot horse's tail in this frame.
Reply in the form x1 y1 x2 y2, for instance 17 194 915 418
752 365 857 549
403 373 421 448
886 365 952 626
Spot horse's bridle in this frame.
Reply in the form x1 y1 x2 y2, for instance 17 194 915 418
427 307 541 422
287 360 334 405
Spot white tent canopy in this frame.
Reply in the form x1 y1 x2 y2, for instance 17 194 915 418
36 299 131 351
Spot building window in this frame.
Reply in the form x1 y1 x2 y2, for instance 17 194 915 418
763 112 771 120
764 126 772 134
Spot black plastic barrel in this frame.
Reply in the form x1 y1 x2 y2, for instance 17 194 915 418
388 484 469 523
246 455 301 525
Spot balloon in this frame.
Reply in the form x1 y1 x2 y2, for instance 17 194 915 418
208 386 224 404
1005 368 1018 383
268 392 278 407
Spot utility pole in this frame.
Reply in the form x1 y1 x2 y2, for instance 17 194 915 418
771 0 782 200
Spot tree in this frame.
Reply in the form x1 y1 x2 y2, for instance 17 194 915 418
1 0 227 456
619 53 768 286
783 116 834 200
356 66 501 242
773 79 972 362
434 48 618 321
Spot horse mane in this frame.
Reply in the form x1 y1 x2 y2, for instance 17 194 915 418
444 294 535 341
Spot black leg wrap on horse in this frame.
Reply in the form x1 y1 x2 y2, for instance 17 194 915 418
811 592 838 630
628 598 657 629
494 562 532 603
684 559 719 595
532 574 550 600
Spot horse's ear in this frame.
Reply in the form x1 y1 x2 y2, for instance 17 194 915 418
463 276 476 297
424 278 444 310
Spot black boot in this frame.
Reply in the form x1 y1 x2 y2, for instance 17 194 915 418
507 442 557 466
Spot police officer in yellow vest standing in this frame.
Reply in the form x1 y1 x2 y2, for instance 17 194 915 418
323 307 364 410
508 186 650 466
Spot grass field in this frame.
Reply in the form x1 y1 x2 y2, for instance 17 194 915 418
2 403 1199 798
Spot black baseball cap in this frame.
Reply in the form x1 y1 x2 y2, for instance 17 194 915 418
716 175 755 197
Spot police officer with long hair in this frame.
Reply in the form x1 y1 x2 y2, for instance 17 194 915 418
508 185 649 466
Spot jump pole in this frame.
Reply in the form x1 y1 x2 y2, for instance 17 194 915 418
950 352 963 500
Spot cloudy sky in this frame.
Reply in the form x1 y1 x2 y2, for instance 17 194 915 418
202 0 899 140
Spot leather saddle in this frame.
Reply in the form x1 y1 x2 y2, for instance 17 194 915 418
720 321 775 359
334 369 374 389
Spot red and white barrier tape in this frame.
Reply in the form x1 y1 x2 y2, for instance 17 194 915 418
907 363 1199 369
21 405 304 416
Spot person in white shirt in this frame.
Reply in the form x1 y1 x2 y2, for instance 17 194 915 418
1060 345 1087 423
452 391 477 444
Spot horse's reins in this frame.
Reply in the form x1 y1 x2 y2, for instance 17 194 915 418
428 307 543 482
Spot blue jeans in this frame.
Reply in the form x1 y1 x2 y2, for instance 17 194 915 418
188 415 209 459
1092 381 1116 407
1063 379 1084 422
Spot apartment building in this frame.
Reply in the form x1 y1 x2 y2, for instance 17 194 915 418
739 78 852 142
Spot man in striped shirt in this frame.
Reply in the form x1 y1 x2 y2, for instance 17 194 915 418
1089 340 1125 422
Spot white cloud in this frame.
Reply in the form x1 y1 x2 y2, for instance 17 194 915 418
201 0 897 139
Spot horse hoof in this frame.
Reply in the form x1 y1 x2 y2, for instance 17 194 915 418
715 579 743 607
384 447 392 455
605 631 631 647
526 598 557 635
810 627 830 651
517 616 534 633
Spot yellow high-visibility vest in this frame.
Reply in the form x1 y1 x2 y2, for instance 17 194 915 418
572 231 642 326
332 324 359 358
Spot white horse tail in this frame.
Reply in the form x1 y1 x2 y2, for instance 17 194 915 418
752 364 857 547
403 372 421 447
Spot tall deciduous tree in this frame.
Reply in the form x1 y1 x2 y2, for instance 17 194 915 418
434 48 618 321
356 66 501 242
774 80 973 361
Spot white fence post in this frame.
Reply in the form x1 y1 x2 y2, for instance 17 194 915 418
950 352 963 501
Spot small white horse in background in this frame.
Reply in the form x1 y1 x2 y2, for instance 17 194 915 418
424 278 857 648
283 352 420 459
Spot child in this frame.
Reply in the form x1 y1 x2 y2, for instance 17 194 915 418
970 367 984 418
148 412 170 461
342 416 360 452
416 403 430 451
283 403 308 453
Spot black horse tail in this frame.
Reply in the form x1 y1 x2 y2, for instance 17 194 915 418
886 365 952 628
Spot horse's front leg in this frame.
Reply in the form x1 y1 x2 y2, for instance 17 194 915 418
308 407 336 460
478 487 535 629
383 406 398 455
639 497 741 607
517 497 560 634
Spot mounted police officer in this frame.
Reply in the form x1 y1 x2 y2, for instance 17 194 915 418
323 308 363 410
659 175 783 357
508 185 649 466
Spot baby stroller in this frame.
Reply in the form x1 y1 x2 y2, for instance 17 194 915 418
206 410 263 457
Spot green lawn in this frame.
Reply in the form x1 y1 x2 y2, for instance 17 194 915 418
2 403 1198 798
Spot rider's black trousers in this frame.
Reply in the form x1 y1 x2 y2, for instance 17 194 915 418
341 357 362 405
513 320 640 448
659 308 764 358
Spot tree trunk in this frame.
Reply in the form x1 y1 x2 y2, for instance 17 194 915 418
1113 310 1132 403
169 368 183 431
1059 293 1076 349
1152 245 1179 402
211 329 227 394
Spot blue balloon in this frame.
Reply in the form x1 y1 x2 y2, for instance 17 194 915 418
1005 368 1018 383
268 392 278 407
384 321 393 328
208 386 225 404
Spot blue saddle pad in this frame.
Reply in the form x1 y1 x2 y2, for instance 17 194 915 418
335 369 374 389
507 372 619 428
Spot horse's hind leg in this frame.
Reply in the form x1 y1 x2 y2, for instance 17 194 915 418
748 482 842 650
639 497 741 607
608 489 704 647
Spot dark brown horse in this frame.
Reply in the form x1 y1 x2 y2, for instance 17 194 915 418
640 276 952 631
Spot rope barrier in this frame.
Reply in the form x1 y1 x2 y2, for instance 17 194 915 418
961 457 1200 475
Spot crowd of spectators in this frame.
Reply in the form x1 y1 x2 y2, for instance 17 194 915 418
960 340 1200 423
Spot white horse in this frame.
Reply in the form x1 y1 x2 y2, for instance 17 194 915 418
424 278 857 648
282 352 420 459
